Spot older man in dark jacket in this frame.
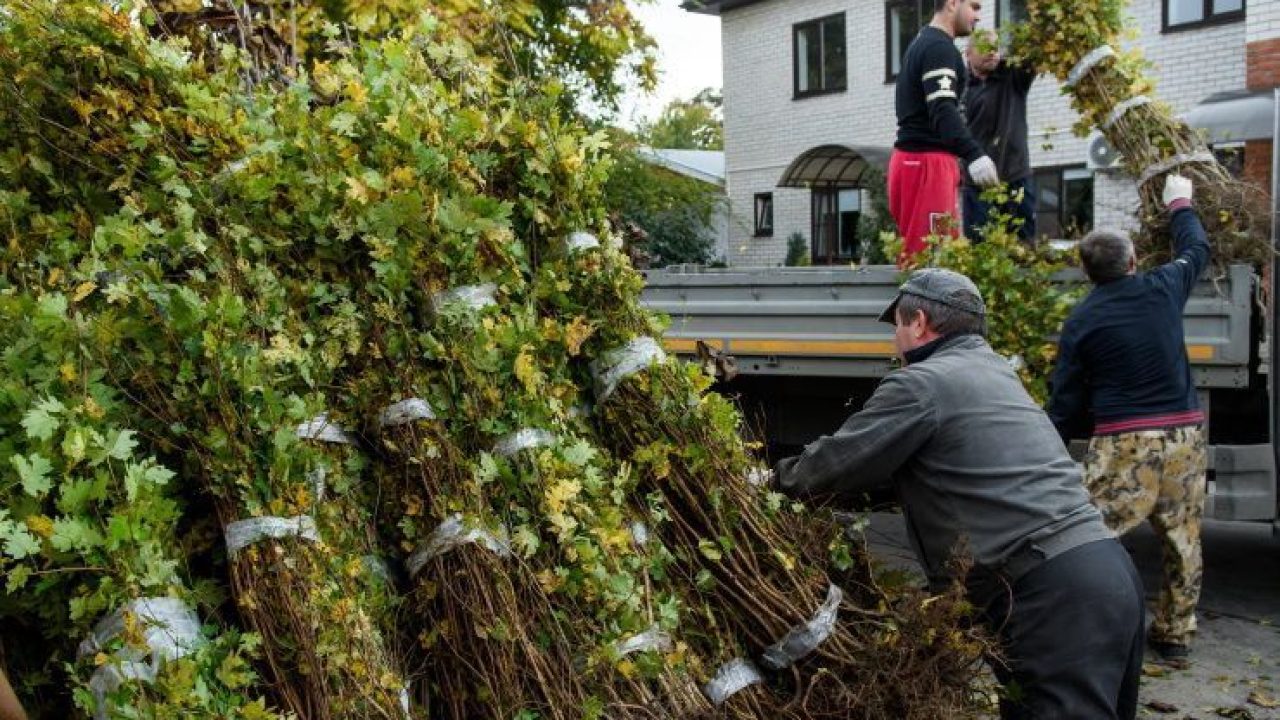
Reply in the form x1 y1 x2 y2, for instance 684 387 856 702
1049 174 1210 663
774 268 1145 720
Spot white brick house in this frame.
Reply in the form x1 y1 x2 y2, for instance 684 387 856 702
689 0 1277 267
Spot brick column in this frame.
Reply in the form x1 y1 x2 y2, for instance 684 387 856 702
1245 7 1280 195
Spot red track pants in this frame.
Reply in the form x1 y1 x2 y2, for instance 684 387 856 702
887 150 961 264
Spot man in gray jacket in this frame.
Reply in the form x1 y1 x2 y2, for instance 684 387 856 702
774 268 1145 720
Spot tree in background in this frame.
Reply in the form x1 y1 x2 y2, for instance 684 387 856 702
603 137 723 267
636 88 723 150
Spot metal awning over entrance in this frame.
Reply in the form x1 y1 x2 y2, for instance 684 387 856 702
776 144 891 188
1182 89 1275 143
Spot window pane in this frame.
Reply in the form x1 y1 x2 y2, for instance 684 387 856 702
889 3 920 78
838 188 861 212
1213 0 1243 14
1062 173 1094 238
1167 0 1204 25
822 17 847 89
999 0 1028 26
797 26 813 93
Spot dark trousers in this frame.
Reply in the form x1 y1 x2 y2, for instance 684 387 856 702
963 177 1037 243
973 538 1145 720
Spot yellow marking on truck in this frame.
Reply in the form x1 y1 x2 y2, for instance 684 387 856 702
1186 344 1214 361
662 338 705 353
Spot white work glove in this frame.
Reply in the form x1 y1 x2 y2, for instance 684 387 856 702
968 155 1000 188
1162 173 1193 207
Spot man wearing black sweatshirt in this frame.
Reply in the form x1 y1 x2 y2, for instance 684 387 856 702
1049 174 1210 663
890 0 999 263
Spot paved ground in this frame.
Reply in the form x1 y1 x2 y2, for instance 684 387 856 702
863 513 1280 719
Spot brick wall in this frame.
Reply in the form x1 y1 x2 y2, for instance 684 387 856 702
717 1 1247 265
1248 37 1280 89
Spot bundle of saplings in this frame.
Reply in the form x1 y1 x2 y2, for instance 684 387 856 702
0 2 993 718
1009 1 1269 263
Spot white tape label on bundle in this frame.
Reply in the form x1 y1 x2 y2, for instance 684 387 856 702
1137 151 1216 187
224 515 320 558
702 658 764 706
405 514 512 579
759 584 844 671
307 466 327 502
614 626 673 657
296 413 357 445
566 231 601 253
379 398 437 427
431 283 497 314
1064 45 1116 88
363 554 394 583
78 597 204 720
492 429 557 458
1102 95 1152 131
630 521 650 547
590 336 667 402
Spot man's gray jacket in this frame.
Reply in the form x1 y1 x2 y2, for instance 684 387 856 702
775 334 1112 589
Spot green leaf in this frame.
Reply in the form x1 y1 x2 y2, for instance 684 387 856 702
697 538 722 562
5 565 31 594
21 397 65 441
11 453 53 498
0 524 41 560
102 429 139 461
49 517 104 553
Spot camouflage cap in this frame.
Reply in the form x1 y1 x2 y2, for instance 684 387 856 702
877 268 986 324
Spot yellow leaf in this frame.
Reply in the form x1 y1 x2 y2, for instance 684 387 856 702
514 345 541 393
47 268 63 287
71 281 97 303
563 316 594 356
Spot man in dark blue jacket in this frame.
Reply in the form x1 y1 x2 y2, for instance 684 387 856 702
1048 173 1210 662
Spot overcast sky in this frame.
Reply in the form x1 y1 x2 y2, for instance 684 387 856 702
615 1 724 128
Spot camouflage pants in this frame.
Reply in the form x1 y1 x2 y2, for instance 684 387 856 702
1083 425 1207 646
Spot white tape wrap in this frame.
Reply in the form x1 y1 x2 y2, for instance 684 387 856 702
224 515 320 558
590 336 667 402
405 514 512 578
630 521 650 547
702 658 764 706
614 627 673 657
296 414 357 445
379 398 437 427
1102 95 1152 130
760 584 843 671
431 284 497 314
1137 151 1216 187
78 598 204 720
1064 45 1116 88
492 429 557 458
566 231 602 253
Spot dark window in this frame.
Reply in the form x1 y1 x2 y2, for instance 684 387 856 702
1212 144 1245 178
885 1 925 82
754 193 774 237
1032 166 1094 240
810 188 862 264
794 14 847 98
887 0 1025 83
1164 0 1244 32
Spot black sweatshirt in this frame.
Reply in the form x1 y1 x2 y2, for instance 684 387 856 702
894 26 985 164
1048 208 1212 439
963 60 1035 184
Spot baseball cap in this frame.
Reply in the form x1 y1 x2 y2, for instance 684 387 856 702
877 268 987 324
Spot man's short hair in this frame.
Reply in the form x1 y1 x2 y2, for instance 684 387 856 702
934 0 951 12
895 293 988 336
1078 230 1134 284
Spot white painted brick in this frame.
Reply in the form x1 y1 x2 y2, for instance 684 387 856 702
714 0 1247 265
